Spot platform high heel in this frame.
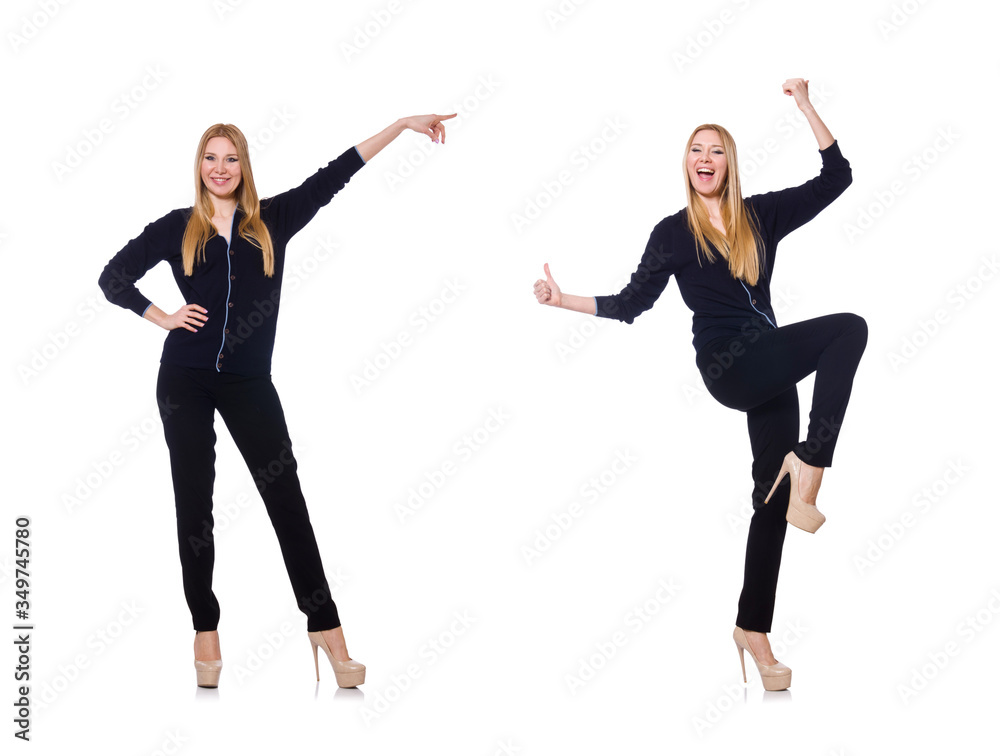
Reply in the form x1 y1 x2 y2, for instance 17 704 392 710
733 626 791 691
308 631 365 688
193 631 222 688
194 659 223 688
764 451 826 533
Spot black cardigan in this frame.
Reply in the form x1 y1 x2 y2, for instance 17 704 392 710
594 140 852 354
99 146 366 376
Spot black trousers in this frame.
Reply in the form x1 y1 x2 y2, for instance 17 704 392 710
155 363 340 633
696 313 868 632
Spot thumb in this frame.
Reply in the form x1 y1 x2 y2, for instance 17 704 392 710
543 262 556 283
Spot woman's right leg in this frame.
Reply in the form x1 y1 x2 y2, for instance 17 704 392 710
156 364 221 632
736 385 798 633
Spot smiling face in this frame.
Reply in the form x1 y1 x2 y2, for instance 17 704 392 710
200 136 242 202
686 129 727 201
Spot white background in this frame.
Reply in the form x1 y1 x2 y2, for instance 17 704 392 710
3 0 998 752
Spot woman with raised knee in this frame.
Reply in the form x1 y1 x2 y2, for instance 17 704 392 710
533 78 866 691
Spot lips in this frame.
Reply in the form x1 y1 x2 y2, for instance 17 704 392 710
696 168 715 182
211 177 230 185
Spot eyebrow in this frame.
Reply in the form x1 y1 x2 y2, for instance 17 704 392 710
204 151 238 157
691 143 723 148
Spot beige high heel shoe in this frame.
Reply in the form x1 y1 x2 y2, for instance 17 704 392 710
308 631 365 688
733 627 791 691
764 451 826 533
195 659 223 688
194 631 222 688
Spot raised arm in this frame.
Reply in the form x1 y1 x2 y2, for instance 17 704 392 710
263 113 459 239
355 113 457 162
745 80 851 245
782 78 833 150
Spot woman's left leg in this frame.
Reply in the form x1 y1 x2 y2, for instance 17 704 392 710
699 312 868 468
214 374 341 632
697 313 868 633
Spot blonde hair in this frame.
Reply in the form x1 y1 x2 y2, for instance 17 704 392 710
182 123 274 277
682 123 764 285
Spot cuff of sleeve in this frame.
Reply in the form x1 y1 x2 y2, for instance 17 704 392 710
352 144 367 165
593 295 635 324
593 295 616 320
140 301 153 318
819 139 841 159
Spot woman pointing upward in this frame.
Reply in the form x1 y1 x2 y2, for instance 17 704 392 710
100 112 456 689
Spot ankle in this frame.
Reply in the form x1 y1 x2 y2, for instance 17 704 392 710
743 630 777 661
320 628 351 662
194 630 221 660
798 463 823 499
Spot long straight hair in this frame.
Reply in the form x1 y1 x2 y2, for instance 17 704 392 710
682 123 764 285
181 123 274 277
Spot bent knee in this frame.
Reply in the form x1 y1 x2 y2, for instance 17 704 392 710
840 312 868 348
